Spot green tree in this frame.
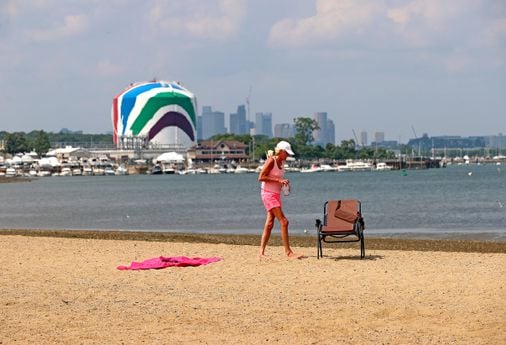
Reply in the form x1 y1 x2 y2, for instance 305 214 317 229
293 117 319 146
6 132 29 154
30 130 51 156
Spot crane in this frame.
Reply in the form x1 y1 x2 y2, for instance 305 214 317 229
411 125 418 139
352 129 360 147
411 125 421 157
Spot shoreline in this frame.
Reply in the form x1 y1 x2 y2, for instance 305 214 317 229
1 228 506 253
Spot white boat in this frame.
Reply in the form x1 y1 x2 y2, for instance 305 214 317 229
115 165 128 175
343 159 373 172
6 167 17 177
82 167 93 176
300 164 323 173
104 167 115 176
234 166 250 174
320 164 337 172
337 165 352 172
72 168 82 176
375 162 393 171
93 167 105 176
60 167 72 176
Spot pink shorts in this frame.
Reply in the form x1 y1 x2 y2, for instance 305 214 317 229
261 189 282 211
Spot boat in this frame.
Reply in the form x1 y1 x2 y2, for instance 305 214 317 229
104 167 115 176
234 166 250 174
115 164 128 175
342 159 373 172
60 167 72 176
375 162 393 171
82 167 93 176
300 164 323 173
320 164 337 172
150 165 163 175
5 167 17 177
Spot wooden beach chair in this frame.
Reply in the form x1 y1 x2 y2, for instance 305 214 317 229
315 199 365 259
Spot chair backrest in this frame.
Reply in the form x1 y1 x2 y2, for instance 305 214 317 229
323 199 360 232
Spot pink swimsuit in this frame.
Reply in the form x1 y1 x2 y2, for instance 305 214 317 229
261 158 284 211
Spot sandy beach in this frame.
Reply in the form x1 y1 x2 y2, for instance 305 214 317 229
1 232 505 345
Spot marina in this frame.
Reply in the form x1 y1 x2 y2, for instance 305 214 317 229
1 163 504 240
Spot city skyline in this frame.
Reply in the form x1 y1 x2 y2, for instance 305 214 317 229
0 1 504 143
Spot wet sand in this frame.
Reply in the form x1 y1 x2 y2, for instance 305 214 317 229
1 231 505 344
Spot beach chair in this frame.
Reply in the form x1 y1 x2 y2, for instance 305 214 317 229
315 199 365 259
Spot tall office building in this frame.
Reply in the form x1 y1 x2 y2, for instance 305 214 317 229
360 131 368 147
229 105 248 135
255 112 273 138
201 106 226 140
313 112 335 146
197 115 203 141
274 123 295 138
374 131 385 143
326 119 335 146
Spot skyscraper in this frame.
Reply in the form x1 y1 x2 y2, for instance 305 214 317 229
255 112 273 138
274 123 295 138
201 106 226 140
313 112 335 146
229 105 248 135
374 131 385 143
360 131 368 147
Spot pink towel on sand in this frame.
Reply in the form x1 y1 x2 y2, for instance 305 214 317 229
117 256 222 270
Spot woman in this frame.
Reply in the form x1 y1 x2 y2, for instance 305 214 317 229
258 140 303 259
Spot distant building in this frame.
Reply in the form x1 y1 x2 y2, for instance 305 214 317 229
255 112 273 137
360 131 368 146
229 105 248 135
201 106 227 140
313 112 335 146
188 140 249 162
274 123 295 138
374 131 385 144
485 133 506 150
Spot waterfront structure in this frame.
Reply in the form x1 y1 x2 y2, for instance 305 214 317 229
187 140 248 163
255 112 273 138
111 81 197 150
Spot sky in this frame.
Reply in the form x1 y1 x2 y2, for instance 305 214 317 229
0 0 505 143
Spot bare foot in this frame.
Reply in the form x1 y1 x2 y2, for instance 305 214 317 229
286 252 304 259
257 254 271 260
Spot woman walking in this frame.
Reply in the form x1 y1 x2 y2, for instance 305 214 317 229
258 141 303 259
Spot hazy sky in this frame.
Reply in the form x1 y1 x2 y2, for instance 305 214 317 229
1 0 505 143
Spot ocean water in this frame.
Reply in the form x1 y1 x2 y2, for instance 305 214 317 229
1 164 505 240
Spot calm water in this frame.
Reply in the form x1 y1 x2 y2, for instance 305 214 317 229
1 164 505 240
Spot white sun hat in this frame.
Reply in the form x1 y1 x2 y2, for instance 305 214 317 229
275 141 295 156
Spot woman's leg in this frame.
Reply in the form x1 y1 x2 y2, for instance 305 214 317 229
258 210 275 258
270 207 302 258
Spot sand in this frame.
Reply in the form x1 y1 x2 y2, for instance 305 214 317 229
1 233 505 345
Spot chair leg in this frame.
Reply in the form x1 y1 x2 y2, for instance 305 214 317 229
360 232 365 259
317 235 321 259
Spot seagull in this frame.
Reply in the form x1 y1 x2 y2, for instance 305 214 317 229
497 201 504 208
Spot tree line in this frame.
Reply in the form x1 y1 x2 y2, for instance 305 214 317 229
0 130 112 156
1 117 395 160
